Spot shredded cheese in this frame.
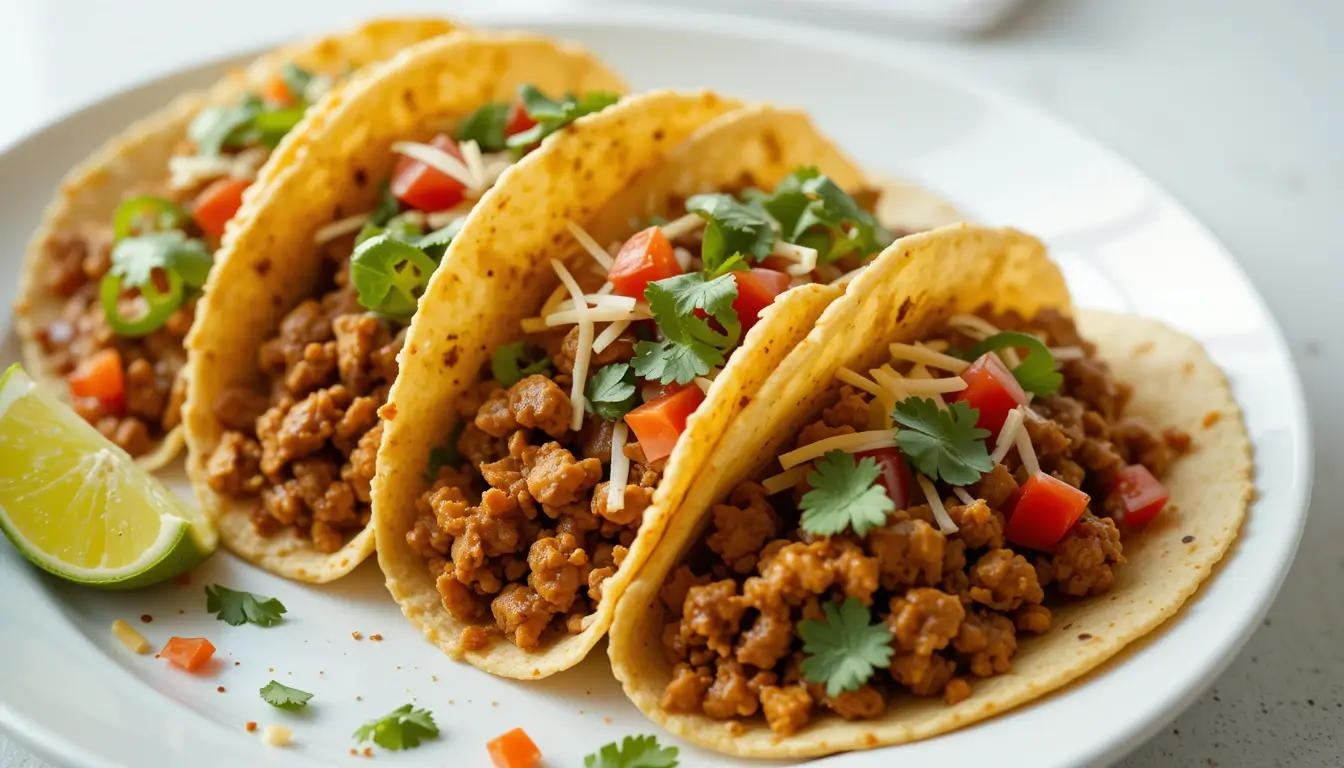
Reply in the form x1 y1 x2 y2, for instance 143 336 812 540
392 141 479 191
917 474 959 534
692 377 714 393
260 724 292 748
673 247 694 272
897 376 967 396
888 343 969 373
520 317 549 334
168 147 267 191
459 139 487 194
659 212 705 241
829 266 864 286
478 151 515 189
953 486 977 506
762 465 811 495
949 314 1001 341
868 366 910 401
540 284 569 316
1000 347 1023 369
312 213 375 246
427 206 473 229
921 339 951 353
593 319 631 354
908 364 948 409
607 423 630 511
990 406 1026 464
542 306 651 327
779 430 899 469
554 294 638 312
1014 419 1041 475
836 367 886 399
1050 345 1086 361
551 259 591 431
567 220 614 270
303 74 334 102
111 620 149 654
771 241 819 276
596 281 616 296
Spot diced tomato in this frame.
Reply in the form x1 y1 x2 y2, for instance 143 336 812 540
1004 472 1091 551
854 447 913 509
504 102 538 138
608 226 680 299
1107 464 1169 527
760 256 795 272
260 75 294 107
487 728 541 768
625 385 706 462
732 268 791 332
159 637 216 672
391 134 467 212
67 348 125 413
192 178 251 239
953 353 1028 436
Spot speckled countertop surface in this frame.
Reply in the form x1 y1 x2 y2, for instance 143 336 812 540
1 0 1340 765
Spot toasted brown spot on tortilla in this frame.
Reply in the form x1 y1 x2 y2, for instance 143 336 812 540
897 297 914 321
1077 633 1093 641
1182 535 1195 544
254 259 272 276
1203 411 1222 428
443 346 460 367
1133 341 1155 355
354 168 368 187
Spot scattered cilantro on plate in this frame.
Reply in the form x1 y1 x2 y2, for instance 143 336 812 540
799 450 895 537
353 704 438 751
259 680 312 709
204 584 287 628
893 397 994 486
798 597 894 697
584 734 679 768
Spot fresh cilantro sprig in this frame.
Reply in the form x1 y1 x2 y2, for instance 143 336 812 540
892 398 993 486
586 363 639 421
348 233 442 318
505 85 620 152
205 584 287 628
799 450 895 537
799 597 894 697
188 93 304 156
353 704 438 751
456 101 513 152
108 231 212 290
969 331 1063 397
260 680 313 709
492 341 552 388
584 734 679 768
632 273 741 385
753 167 892 264
685 193 774 275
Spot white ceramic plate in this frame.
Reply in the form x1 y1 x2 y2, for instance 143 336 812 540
0 8 1311 768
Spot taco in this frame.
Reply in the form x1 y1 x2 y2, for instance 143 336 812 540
13 18 457 471
183 32 630 583
372 97 963 679
608 225 1252 756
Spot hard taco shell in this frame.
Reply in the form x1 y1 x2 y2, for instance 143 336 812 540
183 32 628 583
14 17 458 472
608 225 1253 757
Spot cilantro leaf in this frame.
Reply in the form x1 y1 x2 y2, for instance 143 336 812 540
251 107 306 148
685 193 775 275
491 341 552 388
969 331 1063 397
110 232 213 290
505 86 620 152
205 584 287 627
586 363 638 421
418 216 466 259
893 398 993 486
757 168 892 263
260 680 313 709
422 424 464 483
188 102 258 157
279 62 314 104
632 273 740 385
353 704 438 751
798 597 894 697
584 734 680 768
456 101 512 151
799 450 895 537
349 233 442 318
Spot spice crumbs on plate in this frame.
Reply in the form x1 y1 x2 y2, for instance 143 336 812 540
369 634 383 641
430 675 438 682
234 661 240 667
269 667 275 672
363 747 373 758
604 717 613 725
355 696 362 701
491 701 498 707
246 722 257 733
352 631 362 640
217 686 226 693
349 748 358 756
140 614 153 623
320 671 325 676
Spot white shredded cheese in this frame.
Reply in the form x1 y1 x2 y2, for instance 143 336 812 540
908 364 948 409
551 259 591 431
673 246 694 272
540 284 569 316
567 220 614 270
554 294 638 312
391 141 479 192
771 241 819 276
169 147 268 191
762 464 812 495
1000 347 1023 369
1050 345 1086 361
953 486 977 506
459 139 487 194
478 151 515 189
836 367 886 399
303 74 334 102
897 377 968 396
921 339 951 353
990 406 1026 464
779 430 899 469
692 377 714 393
1014 418 1041 476
260 724 292 748
949 314 1001 341
427 205 473 228
888 343 969 373
312 213 372 245
111 620 149 654
593 319 632 355
918 474 959 534
659 212 705 241
868 366 910 401
596 281 616 296
607 423 630 512
542 306 651 327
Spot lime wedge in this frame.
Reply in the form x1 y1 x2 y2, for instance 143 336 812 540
0 364 216 588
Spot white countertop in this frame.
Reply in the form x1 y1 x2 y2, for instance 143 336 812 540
2 0 1340 765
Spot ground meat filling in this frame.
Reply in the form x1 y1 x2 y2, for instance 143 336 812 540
204 238 399 552
407 370 661 651
659 310 1190 735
